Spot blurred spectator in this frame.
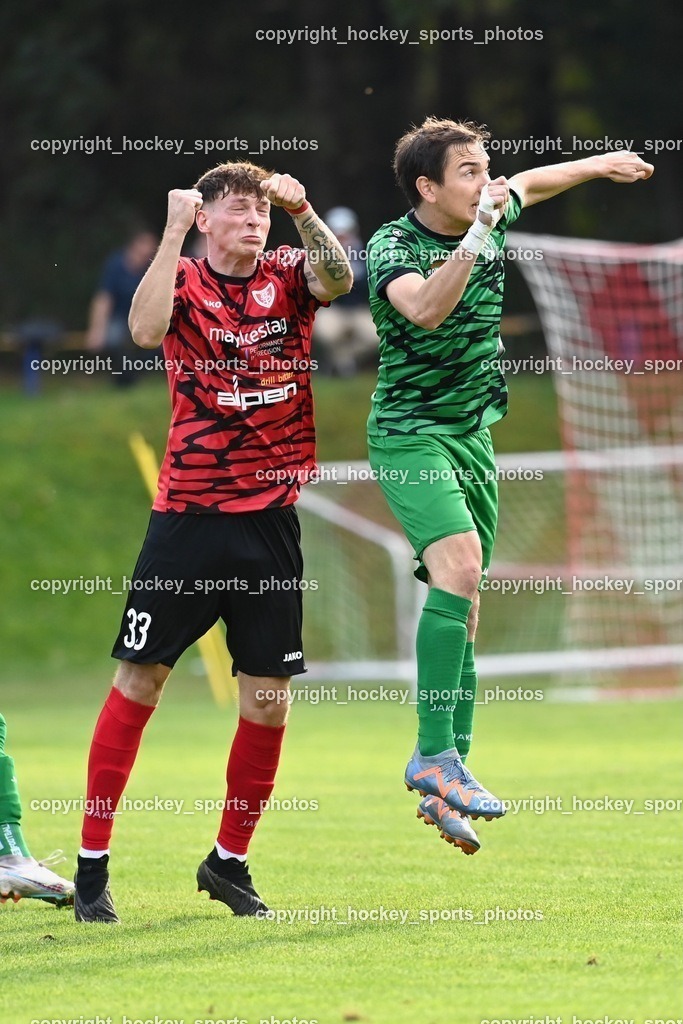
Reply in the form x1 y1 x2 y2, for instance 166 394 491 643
87 228 158 385
313 207 378 376
15 319 63 396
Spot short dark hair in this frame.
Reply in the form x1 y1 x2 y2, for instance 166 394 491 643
193 161 274 204
393 116 491 207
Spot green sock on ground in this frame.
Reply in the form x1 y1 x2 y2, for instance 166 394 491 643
453 640 477 763
416 588 472 757
0 713 31 858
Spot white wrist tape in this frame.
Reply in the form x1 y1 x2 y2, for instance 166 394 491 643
460 184 503 255
478 184 501 224
460 217 493 256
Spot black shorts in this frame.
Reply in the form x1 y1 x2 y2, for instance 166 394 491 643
111 507 306 676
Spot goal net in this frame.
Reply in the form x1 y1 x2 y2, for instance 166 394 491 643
506 232 683 690
299 234 683 694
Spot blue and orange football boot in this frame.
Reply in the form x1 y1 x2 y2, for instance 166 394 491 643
417 795 481 855
405 745 505 820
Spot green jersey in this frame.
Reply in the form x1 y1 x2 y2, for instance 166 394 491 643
366 191 523 436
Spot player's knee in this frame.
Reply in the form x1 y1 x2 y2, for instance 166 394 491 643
114 661 169 706
433 561 482 599
461 564 483 599
252 700 289 727
423 533 483 599
240 677 291 726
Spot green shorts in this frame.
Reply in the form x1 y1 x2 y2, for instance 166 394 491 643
367 428 498 584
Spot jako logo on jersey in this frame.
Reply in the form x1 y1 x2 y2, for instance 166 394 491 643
209 317 287 348
204 299 223 308
252 282 276 308
283 651 303 662
217 375 297 410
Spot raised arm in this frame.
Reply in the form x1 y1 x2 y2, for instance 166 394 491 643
509 152 654 209
260 173 353 301
387 177 509 331
128 189 202 349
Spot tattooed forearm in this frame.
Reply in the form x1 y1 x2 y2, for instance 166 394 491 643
294 210 354 293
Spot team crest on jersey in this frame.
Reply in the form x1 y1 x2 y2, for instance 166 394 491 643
252 282 276 308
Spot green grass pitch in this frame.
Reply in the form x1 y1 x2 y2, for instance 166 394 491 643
0 378 680 1021
1 676 681 1023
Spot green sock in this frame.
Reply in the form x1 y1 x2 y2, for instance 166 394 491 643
416 588 472 757
453 641 477 763
0 714 31 858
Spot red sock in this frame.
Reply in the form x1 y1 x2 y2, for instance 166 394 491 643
217 716 286 856
80 686 156 851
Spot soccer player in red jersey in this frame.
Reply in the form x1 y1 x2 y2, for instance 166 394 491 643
73 162 353 922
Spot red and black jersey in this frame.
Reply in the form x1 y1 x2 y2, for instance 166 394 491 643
153 248 322 513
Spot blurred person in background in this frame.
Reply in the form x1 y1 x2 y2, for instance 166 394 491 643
0 712 74 907
312 206 377 376
87 227 158 386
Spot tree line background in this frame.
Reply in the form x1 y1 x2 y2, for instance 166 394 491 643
1 0 681 326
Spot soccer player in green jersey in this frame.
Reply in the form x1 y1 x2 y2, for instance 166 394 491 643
0 712 74 905
366 117 653 854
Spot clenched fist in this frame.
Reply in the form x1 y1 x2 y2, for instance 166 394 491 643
478 176 510 227
260 173 307 210
166 188 203 233
596 152 654 183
